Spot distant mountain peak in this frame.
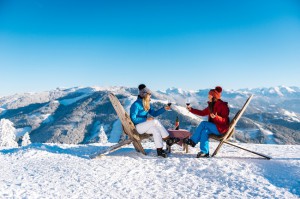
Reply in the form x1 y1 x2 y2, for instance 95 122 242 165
165 87 188 95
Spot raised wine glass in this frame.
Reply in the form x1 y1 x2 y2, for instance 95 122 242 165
167 99 172 111
186 98 191 107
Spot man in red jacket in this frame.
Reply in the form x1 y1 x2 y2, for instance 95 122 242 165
184 86 229 158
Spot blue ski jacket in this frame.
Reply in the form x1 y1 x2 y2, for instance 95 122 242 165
130 97 166 125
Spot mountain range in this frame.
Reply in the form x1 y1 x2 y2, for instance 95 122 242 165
0 86 299 145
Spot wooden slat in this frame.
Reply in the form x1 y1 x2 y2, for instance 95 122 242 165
211 95 254 157
223 95 253 141
222 140 271 159
108 93 147 155
109 94 140 141
90 139 133 159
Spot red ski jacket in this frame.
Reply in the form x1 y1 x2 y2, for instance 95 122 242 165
190 100 230 134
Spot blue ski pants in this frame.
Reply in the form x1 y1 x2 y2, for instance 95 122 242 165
191 121 221 154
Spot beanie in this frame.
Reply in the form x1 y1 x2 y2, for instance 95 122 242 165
209 86 222 99
138 84 151 98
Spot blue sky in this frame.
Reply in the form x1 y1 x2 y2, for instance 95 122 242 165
0 0 300 96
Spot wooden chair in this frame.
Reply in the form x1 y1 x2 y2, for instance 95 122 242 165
90 93 150 158
209 95 271 159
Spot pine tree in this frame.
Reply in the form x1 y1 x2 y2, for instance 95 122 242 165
99 125 108 144
21 132 31 146
0 119 18 147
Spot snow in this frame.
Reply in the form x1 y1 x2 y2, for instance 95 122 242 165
0 142 299 199
0 108 6 116
281 109 300 122
99 126 108 144
172 105 202 122
166 87 186 95
271 87 284 97
0 119 18 147
109 120 123 143
15 127 32 139
108 96 137 143
88 121 101 141
21 132 31 146
281 85 296 93
42 115 55 124
30 112 52 123
0 89 67 109
256 124 276 144
60 93 92 106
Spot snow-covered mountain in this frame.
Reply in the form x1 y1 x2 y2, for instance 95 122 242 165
0 86 299 145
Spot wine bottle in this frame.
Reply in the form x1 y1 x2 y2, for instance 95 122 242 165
175 116 179 130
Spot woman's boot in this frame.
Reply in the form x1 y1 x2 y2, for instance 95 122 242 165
157 148 167 158
163 136 180 147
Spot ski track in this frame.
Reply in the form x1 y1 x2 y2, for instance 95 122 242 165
0 142 299 199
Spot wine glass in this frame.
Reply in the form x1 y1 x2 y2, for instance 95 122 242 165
186 98 191 107
167 99 172 111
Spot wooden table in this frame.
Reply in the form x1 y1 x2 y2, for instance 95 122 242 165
167 129 192 153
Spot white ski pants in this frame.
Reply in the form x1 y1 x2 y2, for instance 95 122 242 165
136 119 169 148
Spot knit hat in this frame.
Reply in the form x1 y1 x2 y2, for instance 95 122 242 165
209 86 222 99
138 84 151 98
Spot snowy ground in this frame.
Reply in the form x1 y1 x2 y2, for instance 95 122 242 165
1 142 299 199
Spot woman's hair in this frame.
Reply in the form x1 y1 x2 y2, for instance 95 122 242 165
142 97 150 111
138 83 151 110
209 100 216 113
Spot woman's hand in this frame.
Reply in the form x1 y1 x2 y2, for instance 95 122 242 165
210 113 217 118
165 106 171 111
147 117 154 121
186 106 191 111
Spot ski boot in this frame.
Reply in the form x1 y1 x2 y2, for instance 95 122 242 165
157 148 167 158
183 138 196 147
196 152 210 158
166 137 180 147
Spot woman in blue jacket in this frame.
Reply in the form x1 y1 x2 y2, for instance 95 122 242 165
130 84 179 158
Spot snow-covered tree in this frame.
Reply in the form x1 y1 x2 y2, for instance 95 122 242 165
98 125 108 144
120 131 127 142
0 119 18 147
21 132 31 146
